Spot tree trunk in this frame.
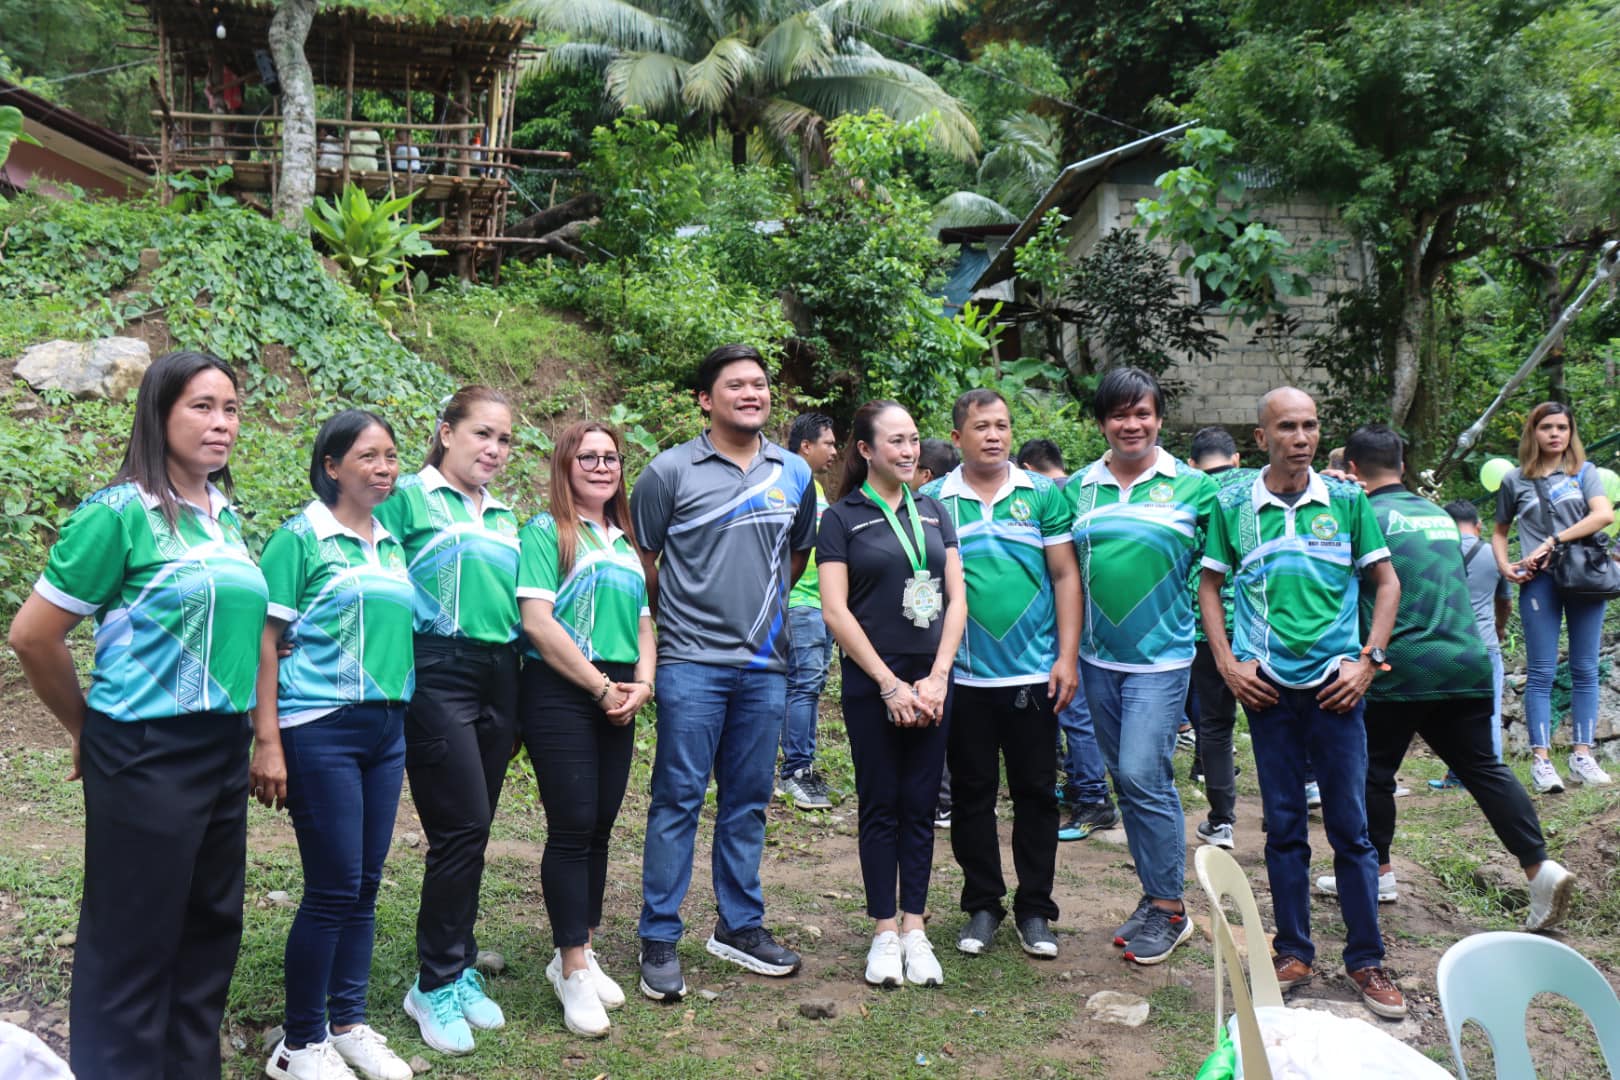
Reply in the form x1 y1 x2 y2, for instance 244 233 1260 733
269 0 317 233
1388 242 1425 429
731 128 748 169
506 193 603 239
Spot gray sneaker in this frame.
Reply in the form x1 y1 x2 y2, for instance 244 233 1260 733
1015 917 1058 958
638 939 686 1002
957 910 1001 956
1122 905 1193 966
1196 820 1235 849
1113 895 1154 947
781 769 833 809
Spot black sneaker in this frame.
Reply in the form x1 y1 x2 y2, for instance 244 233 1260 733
957 910 1001 955
705 922 801 976
1058 799 1117 841
1113 895 1154 947
1015 916 1058 958
781 769 833 810
638 938 686 1002
1122 905 1193 966
933 804 952 829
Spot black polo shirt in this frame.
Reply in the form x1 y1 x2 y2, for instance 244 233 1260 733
817 487 958 656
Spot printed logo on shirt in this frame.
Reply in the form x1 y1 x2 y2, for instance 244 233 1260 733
1309 512 1339 541
1009 497 1032 522
1148 481 1175 504
766 486 788 510
495 517 518 536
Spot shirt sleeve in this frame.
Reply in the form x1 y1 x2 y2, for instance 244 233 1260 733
258 527 307 624
790 467 818 553
1040 479 1075 545
629 461 671 555
1579 462 1606 503
1202 501 1235 574
815 503 850 565
1195 473 1220 529
1495 473 1519 526
930 496 959 549
516 515 561 601
1350 491 1391 568
372 485 412 540
36 501 130 616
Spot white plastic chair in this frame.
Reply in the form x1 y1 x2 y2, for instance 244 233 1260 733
1438 930 1620 1078
1195 844 1284 1080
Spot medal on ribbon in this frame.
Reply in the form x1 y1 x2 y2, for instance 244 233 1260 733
862 481 942 628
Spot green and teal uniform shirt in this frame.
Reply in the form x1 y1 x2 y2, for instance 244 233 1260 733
1188 466 1258 642
920 464 1074 686
374 466 521 644
1201 468 1390 689
35 482 268 721
1070 448 1219 672
1360 486 1492 702
517 512 649 665
260 500 416 728
787 480 829 611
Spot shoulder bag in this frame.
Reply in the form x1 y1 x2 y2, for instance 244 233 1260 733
1530 471 1620 601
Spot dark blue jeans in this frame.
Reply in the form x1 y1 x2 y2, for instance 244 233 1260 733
781 606 833 777
1057 668 1108 804
1247 675 1384 972
280 702 407 1046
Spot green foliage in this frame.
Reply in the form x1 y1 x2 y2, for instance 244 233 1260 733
0 0 155 135
164 164 238 213
304 184 445 313
0 104 40 172
579 111 705 260
510 62 605 161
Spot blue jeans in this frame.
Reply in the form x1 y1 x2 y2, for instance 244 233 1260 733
781 606 833 777
640 662 785 942
280 703 407 1046
1248 678 1383 971
1488 645 1504 761
1520 573 1605 749
1081 662 1189 900
1057 670 1108 804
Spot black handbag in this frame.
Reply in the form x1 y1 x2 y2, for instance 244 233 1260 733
1530 472 1620 600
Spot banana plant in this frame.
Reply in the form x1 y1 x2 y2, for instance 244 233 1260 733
304 184 444 312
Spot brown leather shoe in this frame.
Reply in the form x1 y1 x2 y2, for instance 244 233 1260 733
1347 965 1408 1019
1273 954 1313 992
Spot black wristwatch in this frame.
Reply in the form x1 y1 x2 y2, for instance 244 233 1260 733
1364 646 1388 667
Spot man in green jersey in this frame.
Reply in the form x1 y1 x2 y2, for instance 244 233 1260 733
780 413 839 809
1336 425 1574 932
1200 387 1406 1019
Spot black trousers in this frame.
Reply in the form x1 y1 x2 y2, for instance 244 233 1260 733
948 682 1059 921
519 658 635 950
842 655 952 920
405 635 519 990
1365 696 1548 868
1190 640 1238 826
71 709 249 1080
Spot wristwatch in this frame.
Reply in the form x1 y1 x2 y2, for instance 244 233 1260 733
1362 645 1390 670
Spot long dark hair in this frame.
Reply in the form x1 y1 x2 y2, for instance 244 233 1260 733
838 400 905 498
549 421 637 576
1518 401 1586 479
425 385 510 468
115 349 239 526
310 409 396 506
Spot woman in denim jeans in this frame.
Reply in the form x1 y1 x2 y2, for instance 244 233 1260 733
1492 402 1615 793
252 410 416 1080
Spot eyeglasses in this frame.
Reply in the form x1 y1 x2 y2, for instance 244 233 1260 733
576 452 622 470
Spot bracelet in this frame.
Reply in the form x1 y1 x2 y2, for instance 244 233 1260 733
594 675 612 703
880 683 902 700
638 679 655 693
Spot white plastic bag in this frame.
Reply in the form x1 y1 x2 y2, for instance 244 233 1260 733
0 1021 73 1080
1231 1007 1454 1079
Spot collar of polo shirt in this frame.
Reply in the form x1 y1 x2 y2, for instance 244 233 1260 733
689 429 781 464
1250 466 1330 512
304 499 396 546
419 464 510 511
938 461 1033 503
138 482 232 519
580 516 627 547
1077 445 1178 489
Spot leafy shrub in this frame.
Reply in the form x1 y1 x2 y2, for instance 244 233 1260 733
305 184 443 314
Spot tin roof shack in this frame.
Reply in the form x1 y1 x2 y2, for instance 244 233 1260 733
1 80 154 198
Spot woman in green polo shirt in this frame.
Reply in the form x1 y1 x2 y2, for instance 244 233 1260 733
373 385 521 1057
517 420 655 1037
250 410 416 1080
8 350 269 1080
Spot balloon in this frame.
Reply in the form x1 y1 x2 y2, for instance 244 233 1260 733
1480 457 1513 493
1598 468 1620 536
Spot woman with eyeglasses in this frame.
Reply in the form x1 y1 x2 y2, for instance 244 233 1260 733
517 422 655 1037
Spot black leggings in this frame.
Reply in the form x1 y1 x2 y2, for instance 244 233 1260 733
520 658 636 949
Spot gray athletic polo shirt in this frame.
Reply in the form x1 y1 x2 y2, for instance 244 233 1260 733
1496 463 1605 553
631 431 817 672
1459 533 1508 649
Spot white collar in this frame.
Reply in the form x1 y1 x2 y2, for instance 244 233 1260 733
304 499 395 545
1250 466 1330 512
938 462 1034 503
1079 446 1178 488
139 482 231 519
420 465 509 512
579 516 626 548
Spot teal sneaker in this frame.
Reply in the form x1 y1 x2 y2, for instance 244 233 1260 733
403 978 475 1056
456 967 506 1030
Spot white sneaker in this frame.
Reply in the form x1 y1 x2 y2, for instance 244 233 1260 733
1525 859 1577 932
900 929 943 987
327 1025 411 1080
1316 870 1397 903
265 1039 359 1080
1305 781 1322 808
583 947 625 1010
1532 756 1566 793
864 931 903 987
547 955 611 1038
1568 753 1612 786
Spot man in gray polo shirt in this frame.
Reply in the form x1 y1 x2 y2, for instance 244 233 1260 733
630 344 818 1001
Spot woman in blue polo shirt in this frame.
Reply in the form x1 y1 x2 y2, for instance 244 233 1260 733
517 421 655 1037
374 385 521 1057
251 410 416 1080
8 350 268 1080
818 401 966 989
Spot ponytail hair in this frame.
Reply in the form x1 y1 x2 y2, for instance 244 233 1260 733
426 385 511 468
838 399 904 498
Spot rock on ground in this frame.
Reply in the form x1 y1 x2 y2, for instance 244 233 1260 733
15 338 151 401
1085 990 1151 1027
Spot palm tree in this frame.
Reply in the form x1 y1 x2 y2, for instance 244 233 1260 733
510 0 980 167
930 109 1059 231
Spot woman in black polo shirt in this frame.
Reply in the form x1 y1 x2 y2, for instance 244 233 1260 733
818 400 966 989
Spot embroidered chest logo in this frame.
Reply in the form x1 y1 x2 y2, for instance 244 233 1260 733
1148 481 1175 504
1309 513 1339 541
765 486 788 510
1009 497 1032 522
494 516 517 536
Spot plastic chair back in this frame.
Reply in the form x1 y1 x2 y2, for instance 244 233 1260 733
1438 930 1620 1079
1196 845 1284 1079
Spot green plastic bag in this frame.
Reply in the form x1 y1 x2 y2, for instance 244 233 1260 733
1195 1026 1238 1080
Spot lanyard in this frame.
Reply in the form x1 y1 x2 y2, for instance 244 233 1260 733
862 481 927 573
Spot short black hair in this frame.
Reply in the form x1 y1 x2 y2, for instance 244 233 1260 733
918 438 959 478
1344 423 1405 474
1092 366 1163 422
952 388 1007 430
1016 438 1065 473
788 413 834 453
1190 426 1237 464
311 409 396 506
696 344 768 400
1443 500 1481 527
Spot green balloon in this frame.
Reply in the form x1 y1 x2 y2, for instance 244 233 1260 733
1480 457 1513 493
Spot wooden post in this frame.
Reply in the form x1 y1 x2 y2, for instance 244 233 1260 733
341 27 355 190
455 69 473 278
403 64 414 223
156 13 171 205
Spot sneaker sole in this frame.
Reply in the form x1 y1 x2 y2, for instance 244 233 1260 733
1017 934 1058 959
864 970 902 988
638 976 686 1002
1197 831 1235 850
1527 872 1576 932
1057 826 1092 842
1276 973 1313 993
1357 993 1410 1020
1123 917 1194 966
705 936 799 976
957 938 987 956
463 1010 504 1031
905 971 943 987
402 992 475 1056
1569 773 1611 787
